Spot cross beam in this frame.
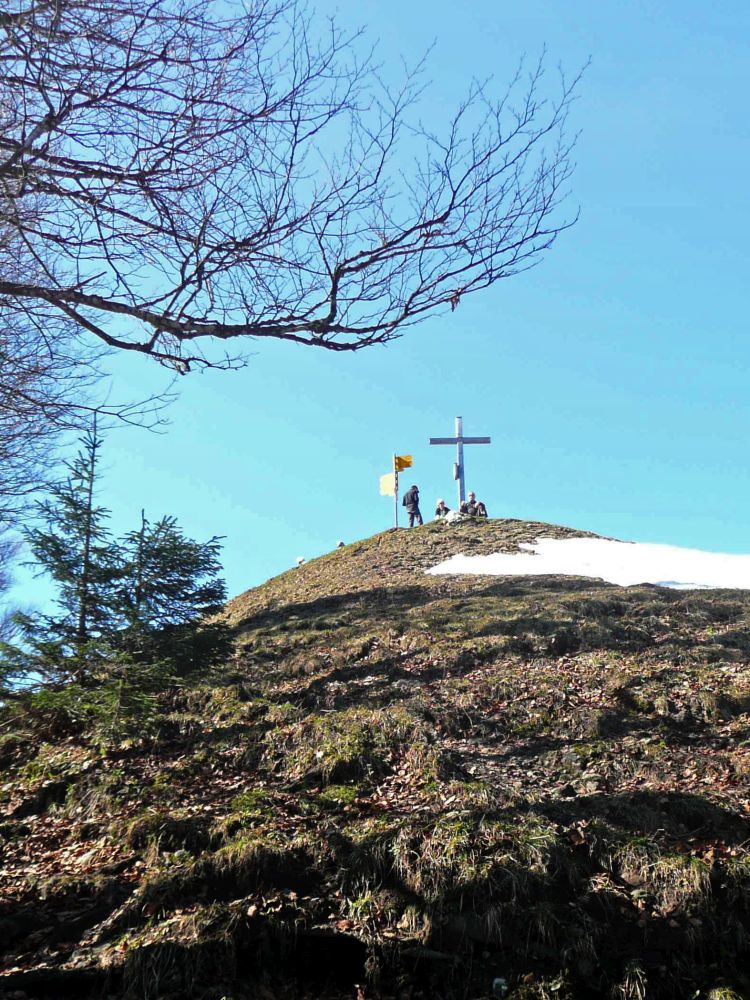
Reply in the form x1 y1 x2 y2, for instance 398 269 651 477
429 416 491 508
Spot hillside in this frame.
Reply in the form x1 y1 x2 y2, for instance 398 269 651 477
2 518 750 1000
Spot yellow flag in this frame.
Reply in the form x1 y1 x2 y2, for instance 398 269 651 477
379 472 396 497
394 455 413 471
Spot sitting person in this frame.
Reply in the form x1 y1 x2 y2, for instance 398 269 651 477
459 491 488 517
434 498 451 519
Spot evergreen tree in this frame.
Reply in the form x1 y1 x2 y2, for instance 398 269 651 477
0 428 231 691
14 420 120 682
113 512 230 672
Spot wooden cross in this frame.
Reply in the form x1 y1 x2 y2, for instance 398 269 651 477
429 416 491 508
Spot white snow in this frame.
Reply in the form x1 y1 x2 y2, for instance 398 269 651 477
426 537 750 590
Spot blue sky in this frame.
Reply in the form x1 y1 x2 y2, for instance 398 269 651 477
12 0 750 605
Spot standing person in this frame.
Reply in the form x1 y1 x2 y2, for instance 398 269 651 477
402 484 423 527
435 498 451 519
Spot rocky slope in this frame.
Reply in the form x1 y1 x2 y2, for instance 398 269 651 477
1 518 749 1000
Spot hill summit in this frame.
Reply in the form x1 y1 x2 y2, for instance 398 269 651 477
2 518 750 1000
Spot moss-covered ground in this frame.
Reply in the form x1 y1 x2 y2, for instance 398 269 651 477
1 518 749 999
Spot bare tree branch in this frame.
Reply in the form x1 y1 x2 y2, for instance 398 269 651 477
0 530 19 643
1 0 582 371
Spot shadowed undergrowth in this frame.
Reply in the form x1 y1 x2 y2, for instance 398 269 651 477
2 519 750 999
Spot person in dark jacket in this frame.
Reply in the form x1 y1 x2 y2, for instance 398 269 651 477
402 484 423 527
459 491 488 517
435 498 450 519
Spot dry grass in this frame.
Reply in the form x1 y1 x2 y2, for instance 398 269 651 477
2 517 750 999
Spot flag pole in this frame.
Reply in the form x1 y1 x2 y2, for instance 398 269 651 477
393 454 398 528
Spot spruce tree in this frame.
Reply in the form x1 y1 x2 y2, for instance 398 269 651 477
113 512 230 673
1 427 231 691
15 419 119 682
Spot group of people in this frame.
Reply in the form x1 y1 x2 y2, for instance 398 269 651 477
402 485 488 528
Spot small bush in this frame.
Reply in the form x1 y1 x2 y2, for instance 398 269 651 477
4 659 175 747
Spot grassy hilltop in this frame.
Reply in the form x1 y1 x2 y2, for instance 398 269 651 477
2 518 750 1000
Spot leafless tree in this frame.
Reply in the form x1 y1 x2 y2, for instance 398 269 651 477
0 0 581 372
0 261 167 523
0 314 75 510
0 532 19 642
0 174 168 521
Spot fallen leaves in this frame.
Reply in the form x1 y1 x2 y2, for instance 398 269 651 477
4 520 750 996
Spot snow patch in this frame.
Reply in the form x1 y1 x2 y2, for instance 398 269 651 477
426 537 750 590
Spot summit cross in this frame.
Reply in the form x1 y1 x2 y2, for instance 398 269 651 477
429 416 491 508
